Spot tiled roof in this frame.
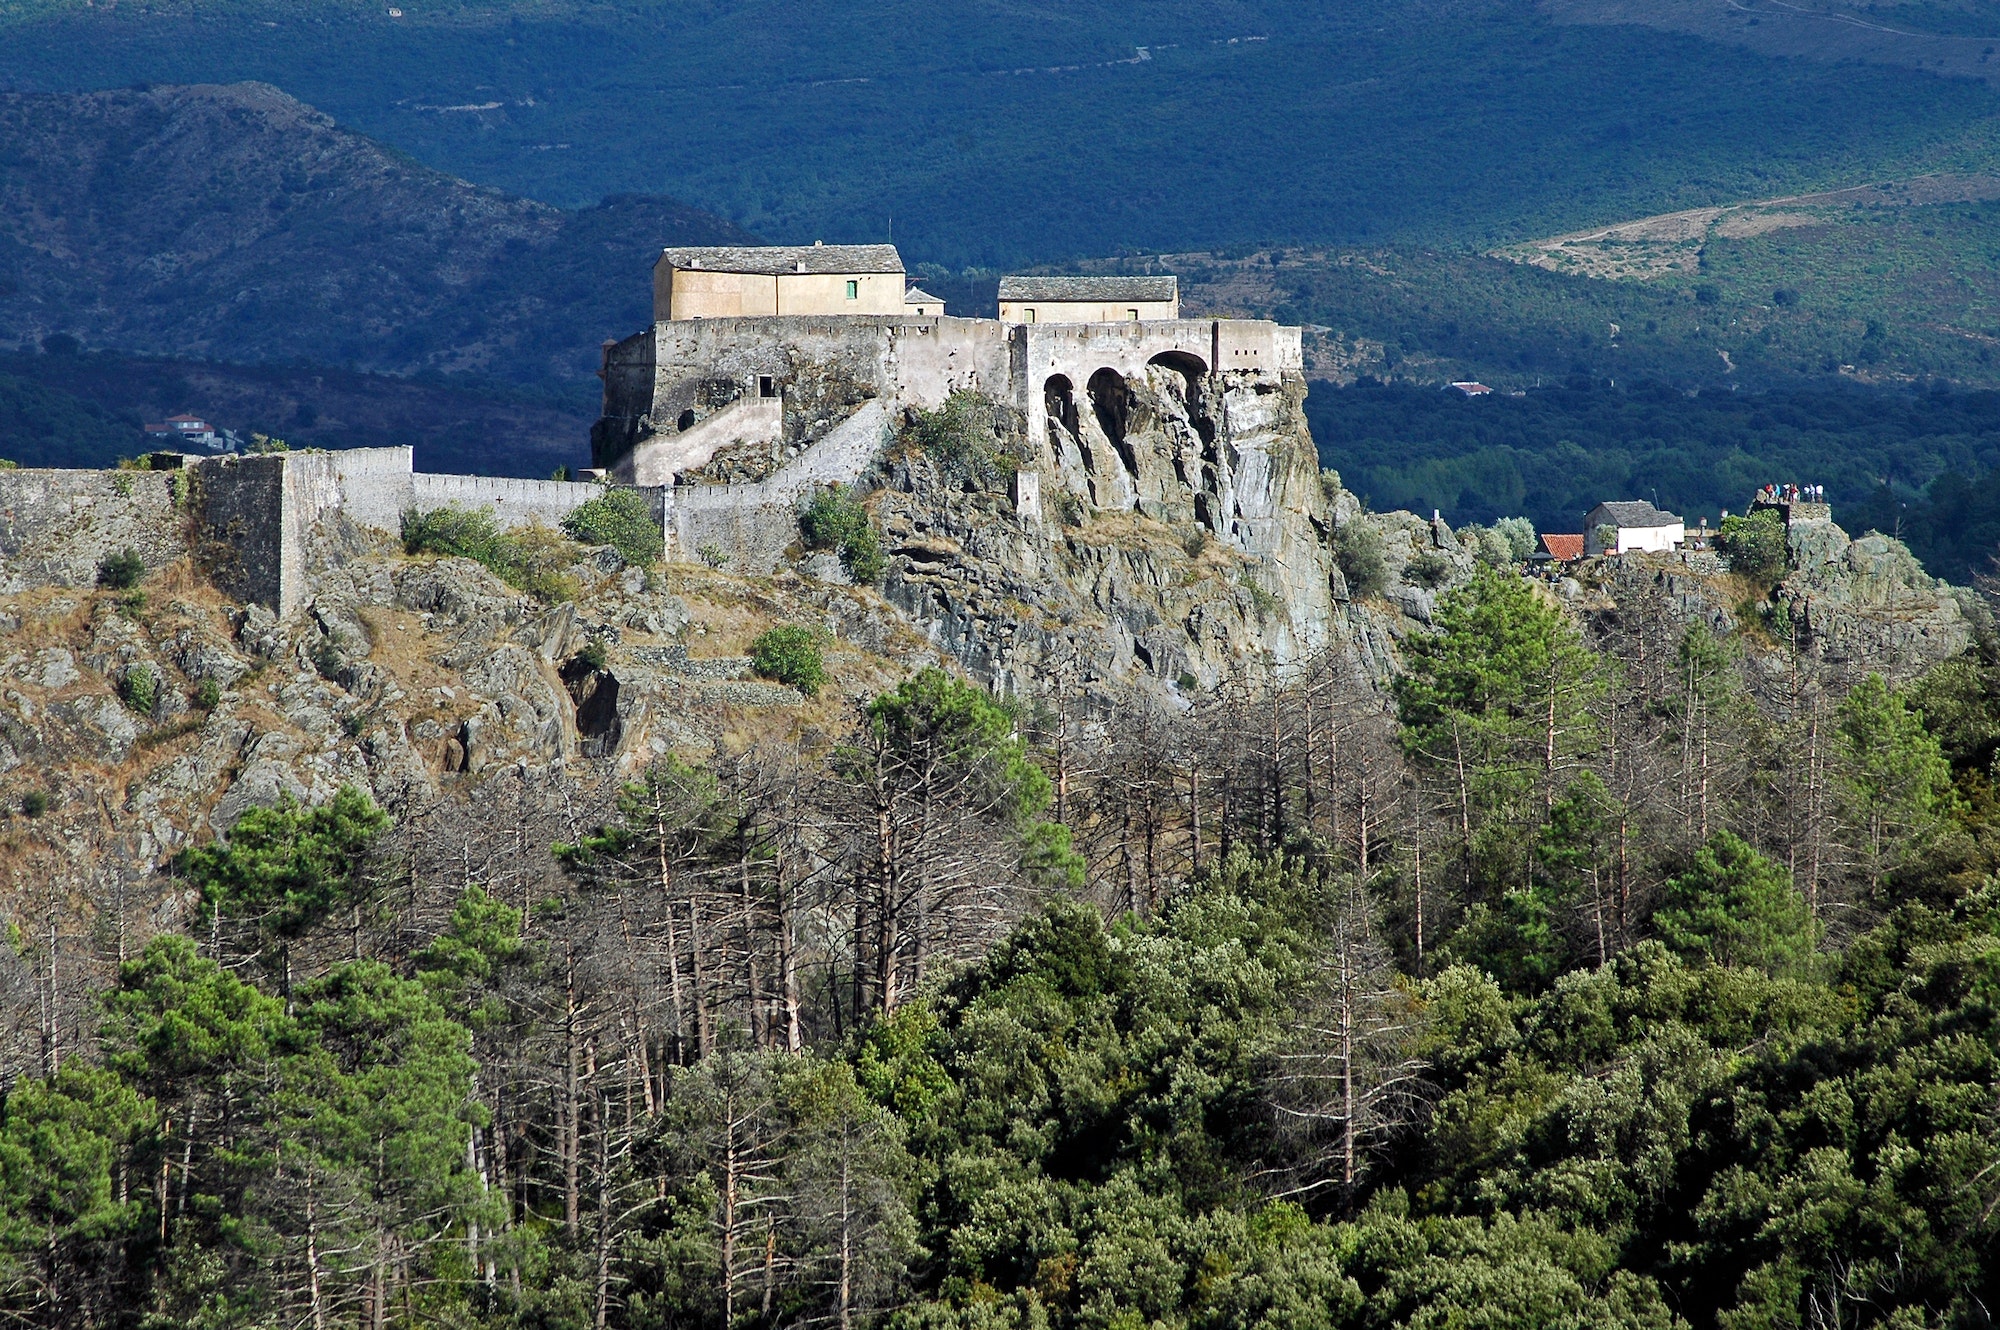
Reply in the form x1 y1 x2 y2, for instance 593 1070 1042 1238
659 244 904 276
1588 500 1682 528
1539 533 1585 560
997 275 1178 302
903 287 942 305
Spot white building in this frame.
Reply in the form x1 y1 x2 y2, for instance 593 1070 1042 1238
1585 500 1685 556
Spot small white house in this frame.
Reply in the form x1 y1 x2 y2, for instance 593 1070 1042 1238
1584 500 1685 557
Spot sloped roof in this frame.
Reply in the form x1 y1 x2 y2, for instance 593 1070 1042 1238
659 244 904 276
1539 533 1585 560
997 275 1178 303
1587 500 1681 528
903 286 943 306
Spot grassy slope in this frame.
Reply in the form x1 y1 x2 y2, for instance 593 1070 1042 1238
3 1 1999 267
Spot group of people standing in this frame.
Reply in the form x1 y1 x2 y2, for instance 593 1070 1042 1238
1758 482 1824 504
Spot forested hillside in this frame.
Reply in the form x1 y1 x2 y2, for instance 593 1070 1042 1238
4 560 1998 1327
1304 378 2000 543
4 0 1999 266
0 83 751 397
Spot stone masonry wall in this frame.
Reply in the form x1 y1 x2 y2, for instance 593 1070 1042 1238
0 467 189 593
194 454 290 610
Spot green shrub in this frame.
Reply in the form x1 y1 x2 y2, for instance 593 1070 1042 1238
697 542 732 570
561 487 659 567
750 625 827 696
800 486 885 583
1494 515 1536 561
121 664 156 716
572 638 609 674
1406 551 1453 588
1464 525 1514 568
311 634 347 681
96 548 145 590
20 791 47 818
402 505 579 602
900 391 1009 489
193 678 221 710
0 459 17 471
1333 523 1387 597
403 504 509 564
1717 508 1788 583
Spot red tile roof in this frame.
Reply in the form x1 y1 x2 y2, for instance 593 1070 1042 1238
1540 533 1585 561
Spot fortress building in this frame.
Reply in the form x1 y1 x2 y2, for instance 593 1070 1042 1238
593 244 1312 585
998 275 1178 324
653 243 907 321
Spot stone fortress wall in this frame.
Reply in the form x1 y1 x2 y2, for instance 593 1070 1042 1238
0 447 668 617
1 309 1313 622
592 311 1306 569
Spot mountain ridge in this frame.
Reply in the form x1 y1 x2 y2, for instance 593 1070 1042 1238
0 81 754 394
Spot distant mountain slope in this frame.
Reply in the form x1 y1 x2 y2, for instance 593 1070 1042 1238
3 1 2000 267
0 348 593 475
1547 0 2000 83
0 83 753 393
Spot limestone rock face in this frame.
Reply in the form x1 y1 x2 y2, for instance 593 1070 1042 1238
1779 530 1971 673
868 366 1441 701
1587 518 1971 684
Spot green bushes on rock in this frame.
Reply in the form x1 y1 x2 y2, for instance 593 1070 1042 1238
1717 508 1788 583
1334 522 1388 597
401 504 579 601
799 486 884 583
899 391 1011 489
560 488 659 568
96 548 144 591
750 625 827 696
120 664 155 716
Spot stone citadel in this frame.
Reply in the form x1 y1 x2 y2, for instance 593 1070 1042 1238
0 243 1969 705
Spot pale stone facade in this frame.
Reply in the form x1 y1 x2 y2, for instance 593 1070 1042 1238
998 275 1178 325
653 244 906 321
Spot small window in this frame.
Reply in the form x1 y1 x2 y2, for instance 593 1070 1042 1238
1024 308 1036 323
845 280 858 300
759 376 776 398
1127 309 1140 321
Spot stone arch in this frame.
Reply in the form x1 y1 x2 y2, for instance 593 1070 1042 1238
1086 368 1130 445
1147 349 1208 387
1148 350 1215 449
1044 374 1078 437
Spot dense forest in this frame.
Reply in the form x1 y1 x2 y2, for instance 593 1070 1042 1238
5 0 1998 266
1308 379 2000 565
4 559 1999 1327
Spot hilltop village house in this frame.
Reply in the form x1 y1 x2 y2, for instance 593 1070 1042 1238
1585 500 1686 556
997 275 1180 324
652 243 908 320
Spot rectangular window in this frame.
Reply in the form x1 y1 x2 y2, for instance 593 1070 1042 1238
759 376 776 398
845 280 858 299
1024 308 1036 323
1128 309 1140 321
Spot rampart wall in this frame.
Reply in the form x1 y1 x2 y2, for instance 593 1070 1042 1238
0 449 670 617
0 467 187 594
